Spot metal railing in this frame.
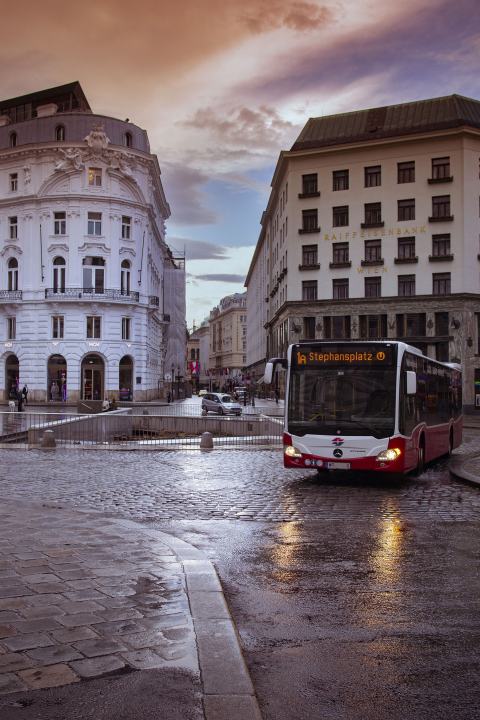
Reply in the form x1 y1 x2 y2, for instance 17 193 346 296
0 290 22 300
0 409 283 450
45 288 140 302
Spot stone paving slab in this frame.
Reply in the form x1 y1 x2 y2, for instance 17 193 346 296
0 502 263 720
0 501 199 696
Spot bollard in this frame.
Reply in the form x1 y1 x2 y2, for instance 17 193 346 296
41 430 56 448
200 431 214 449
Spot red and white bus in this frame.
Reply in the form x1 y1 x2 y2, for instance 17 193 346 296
265 341 462 474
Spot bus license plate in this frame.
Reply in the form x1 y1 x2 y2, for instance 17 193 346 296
325 462 350 470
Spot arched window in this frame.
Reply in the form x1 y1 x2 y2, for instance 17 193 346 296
7 258 18 291
124 132 132 148
53 257 66 293
9 132 17 148
121 259 131 295
55 125 65 142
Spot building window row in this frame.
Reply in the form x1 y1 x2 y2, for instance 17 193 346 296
299 158 453 197
300 196 452 231
3 314 134 341
302 272 451 300
302 234 453 268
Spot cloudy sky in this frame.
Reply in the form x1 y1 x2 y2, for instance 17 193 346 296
2 0 479 326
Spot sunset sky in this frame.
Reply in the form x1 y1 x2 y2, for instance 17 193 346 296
2 0 479 327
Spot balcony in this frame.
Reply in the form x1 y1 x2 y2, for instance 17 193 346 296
162 313 170 322
0 290 22 301
45 288 140 301
149 295 159 307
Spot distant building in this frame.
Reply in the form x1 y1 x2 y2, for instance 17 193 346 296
185 320 210 392
246 94 480 411
208 293 247 389
0 81 185 402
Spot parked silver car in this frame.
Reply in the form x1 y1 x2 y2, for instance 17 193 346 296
201 393 242 416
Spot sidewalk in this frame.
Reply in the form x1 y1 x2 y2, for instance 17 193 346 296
449 414 480 488
0 500 262 720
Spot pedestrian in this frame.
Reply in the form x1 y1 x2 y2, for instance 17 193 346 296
167 391 171 403
275 387 279 404
17 389 24 412
22 384 28 404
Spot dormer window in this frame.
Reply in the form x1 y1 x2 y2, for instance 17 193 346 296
9 132 17 148
55 125 65 142
125 132 132 148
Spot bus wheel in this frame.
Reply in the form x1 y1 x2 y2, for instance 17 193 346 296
414 440 425 476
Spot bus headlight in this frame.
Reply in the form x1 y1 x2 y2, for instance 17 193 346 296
375 448 401 462
285 445 302 458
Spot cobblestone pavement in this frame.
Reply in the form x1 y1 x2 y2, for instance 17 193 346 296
0 428 479 525
0 502 198 697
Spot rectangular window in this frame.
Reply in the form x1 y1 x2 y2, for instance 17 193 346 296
302 209 318 230
86 316 101 339
121 216 131 239
398 199 415 221
365 239 382 261
432 234 451 256
333 205 349 227
302 244 318 265
304 317 315 339
359 314 387 339
87 212 102 236
301 174 318 195
365 165 381 187
52 316 64 339
433 272 451 295
9 216 18 239
7 318 16 340
435 311 449 336
364 202 381 225
398 161 415 183
398 237 416 259
333 242 349 264
398 275 416 296
324 316 351 339
432 157 450 179
9 173 17 192
54 212 66 235
333 170 349 191
365 277 381 298
88 168 102 187
333 278 349 299
121 317 130 340
302 280 317 300
243 341 247 350
432 195 451 218
396 313 426 337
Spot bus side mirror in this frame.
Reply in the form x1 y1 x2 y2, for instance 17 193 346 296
264 362 274 385
264 358 288 385
406 371 416 395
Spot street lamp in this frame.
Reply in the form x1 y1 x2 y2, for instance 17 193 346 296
171 364 175 399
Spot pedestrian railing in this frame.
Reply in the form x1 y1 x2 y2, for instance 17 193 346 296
0 410 284 450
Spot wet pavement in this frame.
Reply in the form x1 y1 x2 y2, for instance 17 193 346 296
0 422 479 718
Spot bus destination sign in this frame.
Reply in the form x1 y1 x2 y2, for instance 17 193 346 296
293 345 395 367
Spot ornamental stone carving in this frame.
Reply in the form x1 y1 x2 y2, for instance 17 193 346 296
85 125 110 155
23 166 31 193
54 147 84 172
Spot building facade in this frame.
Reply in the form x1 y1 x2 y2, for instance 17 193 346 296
208 293 247 390
0 82 185 402
245 94 480 411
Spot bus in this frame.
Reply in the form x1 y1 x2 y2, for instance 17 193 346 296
264 341 462 474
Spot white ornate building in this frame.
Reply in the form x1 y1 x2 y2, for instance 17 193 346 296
0 82 185 402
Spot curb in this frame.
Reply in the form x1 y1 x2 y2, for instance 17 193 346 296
449 455 480 488
111 520 263 720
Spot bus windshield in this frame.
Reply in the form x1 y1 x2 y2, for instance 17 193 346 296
288 365 397 438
